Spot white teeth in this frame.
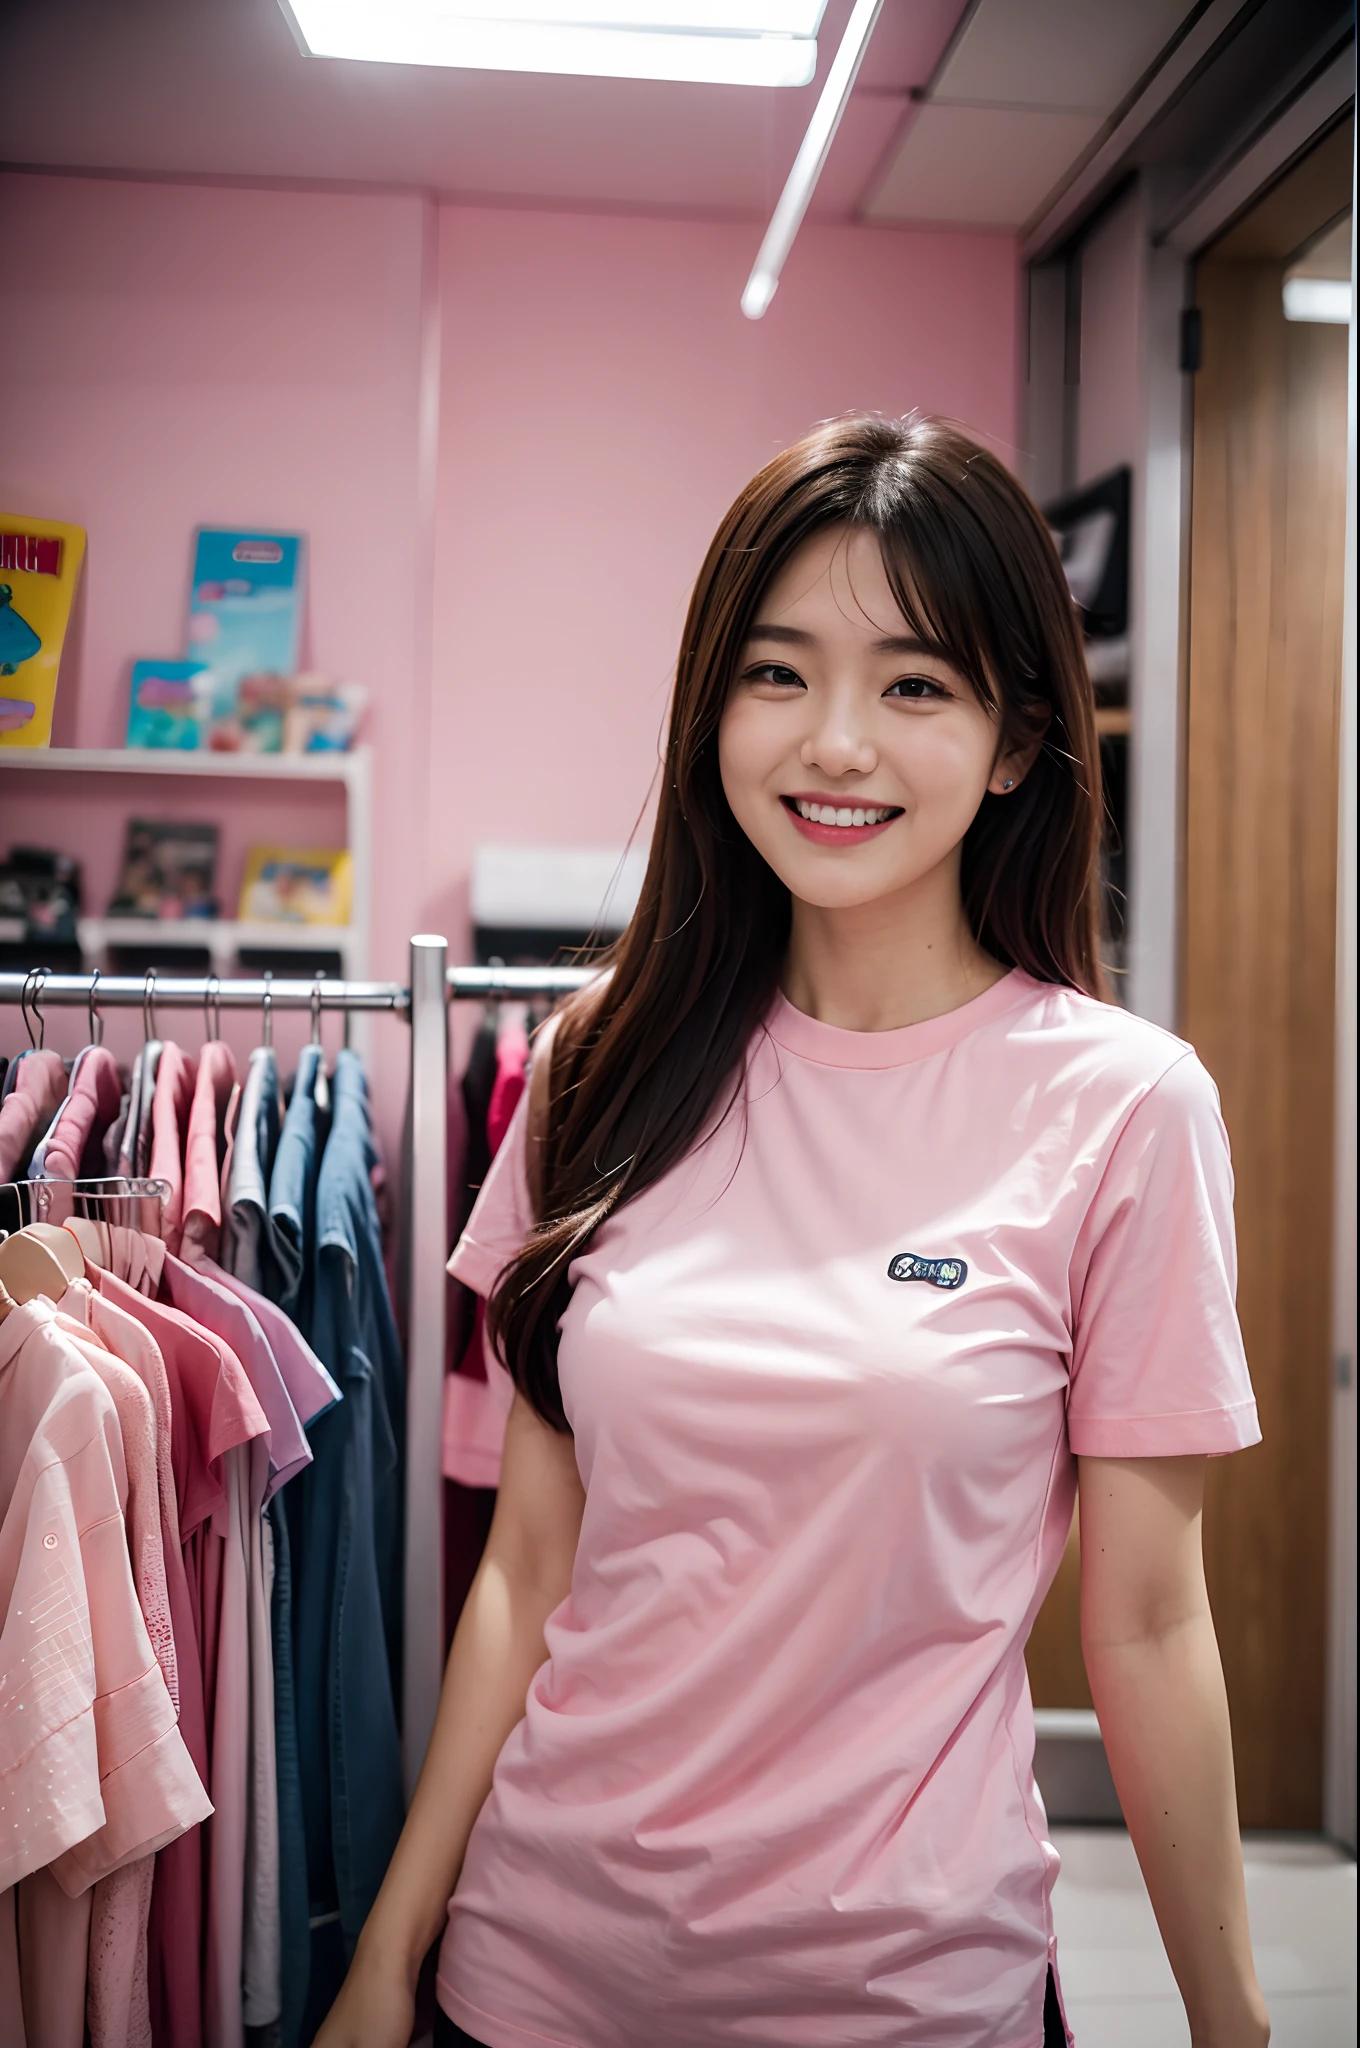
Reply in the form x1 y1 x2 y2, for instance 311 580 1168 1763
793 799 896 828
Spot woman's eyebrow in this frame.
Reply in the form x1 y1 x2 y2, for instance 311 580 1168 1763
745 622 936 657
745 623 815 645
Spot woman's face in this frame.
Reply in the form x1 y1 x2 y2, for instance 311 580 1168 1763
718 525 1026 915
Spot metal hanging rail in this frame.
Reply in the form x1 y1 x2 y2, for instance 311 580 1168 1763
0 969 408 1015
447 963 600 1000
1 943 595 1795
405 950 600 1786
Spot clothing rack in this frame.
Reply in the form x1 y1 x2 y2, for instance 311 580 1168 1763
0 941 599 1792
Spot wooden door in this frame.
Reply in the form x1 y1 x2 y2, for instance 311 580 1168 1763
1182 141 1350 1828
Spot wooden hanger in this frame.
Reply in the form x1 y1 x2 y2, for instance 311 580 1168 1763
63 1216 110 1269
0 1221 86 1306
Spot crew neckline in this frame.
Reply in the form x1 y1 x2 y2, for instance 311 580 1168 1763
766 967 1036 1070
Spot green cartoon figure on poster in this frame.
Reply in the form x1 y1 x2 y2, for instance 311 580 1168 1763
0 585 41 676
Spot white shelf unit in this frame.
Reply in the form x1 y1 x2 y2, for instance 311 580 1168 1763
74 918 358 976
0 746 372 983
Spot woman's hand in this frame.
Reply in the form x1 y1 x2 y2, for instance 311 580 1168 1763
1189 1979 1272 2048
311 1942 416 2048
1079 1456 1269 2048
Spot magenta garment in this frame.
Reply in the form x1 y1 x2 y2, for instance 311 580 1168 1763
180 1046 239 1264
486 1018 528 1156
442 1021 528 1489
436 976 1261 2048
0 1050 68 1182
148 1045 197 1255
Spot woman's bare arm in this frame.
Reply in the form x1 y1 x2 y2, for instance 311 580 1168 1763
314 1392 585 2046
1078 1453 1269 2048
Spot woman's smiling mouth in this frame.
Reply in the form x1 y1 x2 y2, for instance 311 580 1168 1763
780 793 904 845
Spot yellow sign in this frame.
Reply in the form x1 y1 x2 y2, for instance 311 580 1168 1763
0 515 87 747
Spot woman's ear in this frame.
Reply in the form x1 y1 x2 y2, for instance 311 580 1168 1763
988 704 1051 795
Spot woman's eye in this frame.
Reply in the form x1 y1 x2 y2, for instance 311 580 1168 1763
748 663 804 688
885 675 947 701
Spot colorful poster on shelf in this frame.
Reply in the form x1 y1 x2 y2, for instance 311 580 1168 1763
0 516 87 748
108 820 220 920
239 846 353 926
186 527 305 750
126 658 211 749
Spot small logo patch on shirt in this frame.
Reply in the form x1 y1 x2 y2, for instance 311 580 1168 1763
888 1252 968 1289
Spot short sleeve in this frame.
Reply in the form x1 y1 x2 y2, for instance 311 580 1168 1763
447 1082 535 1298
1067 1052 1261 1459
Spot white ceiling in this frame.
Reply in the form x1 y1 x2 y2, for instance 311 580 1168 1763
0 0 956 221
867 0 1195 229
4 0 1200 231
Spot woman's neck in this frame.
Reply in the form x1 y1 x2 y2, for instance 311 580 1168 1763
780 873 1006 1034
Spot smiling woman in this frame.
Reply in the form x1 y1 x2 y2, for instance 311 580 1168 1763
317 414 1267 2048
494 414 1107 1405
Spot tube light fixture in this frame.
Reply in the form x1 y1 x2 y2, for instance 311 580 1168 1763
1282 276 1353 324
281 0 825 85
741 0 883 318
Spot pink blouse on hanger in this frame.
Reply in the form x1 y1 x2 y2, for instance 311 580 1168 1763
0 1299 211 2048
180 1045 239 1263
149 1045 198 1255
31 1044 124 1191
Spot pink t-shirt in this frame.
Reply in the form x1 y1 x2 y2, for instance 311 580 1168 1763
436 971 1260 2048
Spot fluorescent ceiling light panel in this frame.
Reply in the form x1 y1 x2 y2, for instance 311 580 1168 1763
283 0 822 84
1282 277 1353 324
741 0 883 317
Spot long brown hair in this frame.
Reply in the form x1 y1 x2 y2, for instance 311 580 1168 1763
488 413 1105 1428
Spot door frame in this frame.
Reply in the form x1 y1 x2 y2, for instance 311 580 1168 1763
1163 73 1357 1852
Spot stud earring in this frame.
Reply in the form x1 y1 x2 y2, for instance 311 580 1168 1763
1002 778 1014 791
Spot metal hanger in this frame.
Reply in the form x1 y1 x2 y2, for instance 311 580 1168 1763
32 967 50 1050
261 970 273 1049
20 966 50 1051
311 971 331 1113
142 967 158 1045
204 972 221 1043
87 968 104 1048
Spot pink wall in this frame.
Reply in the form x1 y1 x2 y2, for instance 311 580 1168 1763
0 173 430 1126
0 169 1019 1139
425 203 1021 950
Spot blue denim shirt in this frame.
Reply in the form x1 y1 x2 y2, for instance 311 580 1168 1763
285 1049 405 2037
268 1041 326 1329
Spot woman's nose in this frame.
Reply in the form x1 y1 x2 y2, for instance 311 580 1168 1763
800 696 877 779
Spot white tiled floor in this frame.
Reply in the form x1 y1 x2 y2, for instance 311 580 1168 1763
1051 1829 1357 2047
